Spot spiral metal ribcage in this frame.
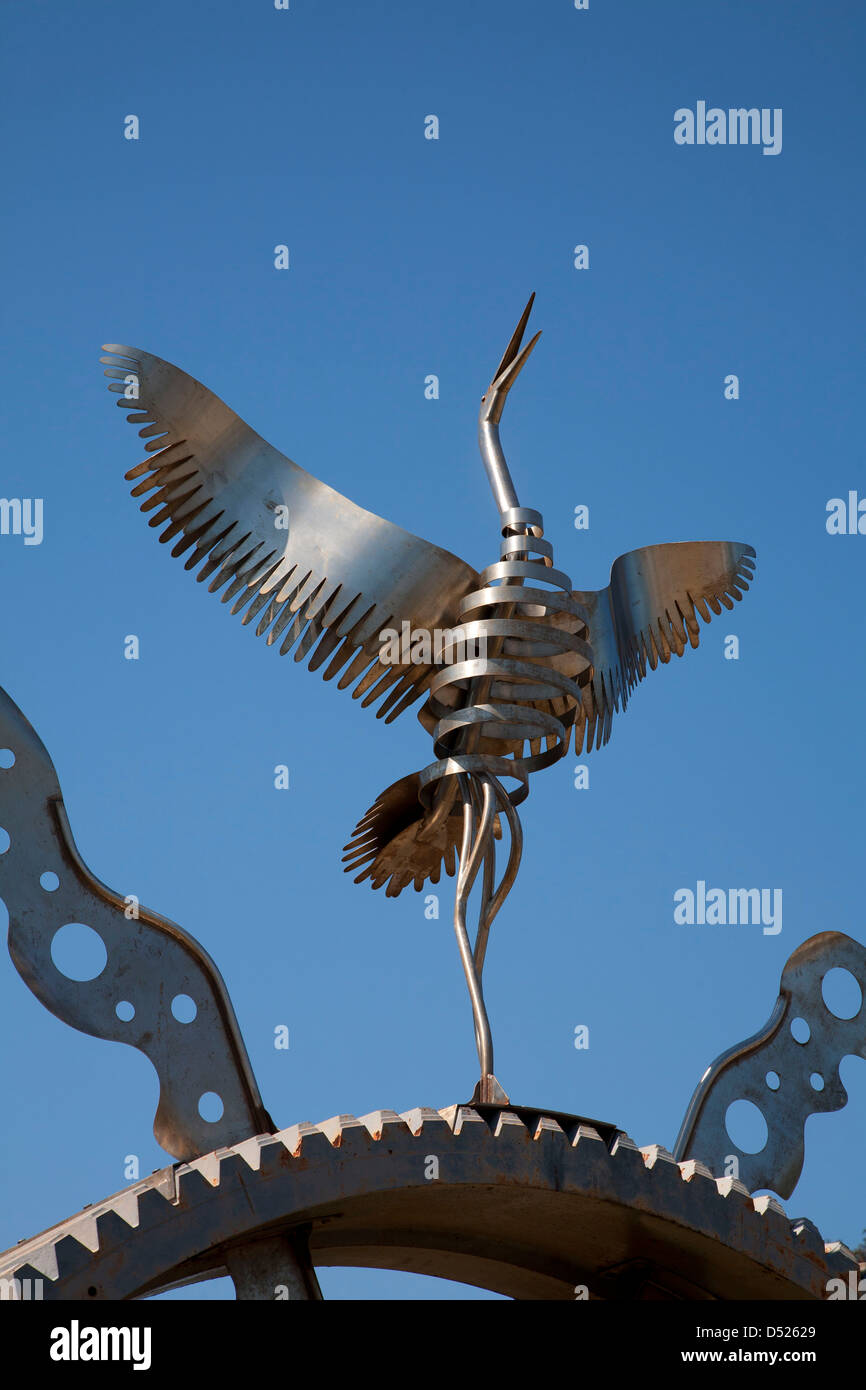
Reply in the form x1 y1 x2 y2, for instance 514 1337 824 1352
415 507 593 1093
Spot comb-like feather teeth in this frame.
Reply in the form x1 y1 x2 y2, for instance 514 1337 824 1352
266 593 306 647
146 486 201 527
353 659 392 701
262 561 297 600
294 613 327 664
142 433 172 451
130 475 165 500
139 474 197 509
337 647 376 691
207 564 242 597
103 368 132 380
291 577 326 618
239 588 274 625
302 581 339 628
210 541 264 592
306 624 344 672
147 503 176 528
198 531 249 583
284 573 323 616
225 549 276 598
385 674 433 722
124 440 190 478
171 508 220 558
343 849 378 867
244 552 282 592
239 554 282 604
322 633 363 682
160 499 210 543
138 421 170 438
278 611 311 656
378 669 423 719
323 590 363 637
349 829 378 848
221 568 259 606
257 556 295 596
360 665 404 709
254 596 282 638
199 541 242 585
130 465 194 499
186 519 233 571
344 826 378 846
228 579 264 615
273 567 313 608
125 460 157 481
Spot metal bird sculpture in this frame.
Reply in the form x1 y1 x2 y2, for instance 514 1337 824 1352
100 297 756 1101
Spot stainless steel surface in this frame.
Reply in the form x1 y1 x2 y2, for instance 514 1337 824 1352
342 303 593 1095
1 1103 855 1301
339 300 755 1099
572 540 757 753
100 345 479 725
0 685 272 1162
674 931 866 1198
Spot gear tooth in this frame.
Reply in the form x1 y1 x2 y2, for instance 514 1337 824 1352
231 1134 277 1173
357 1109 411 1142
399 1106 452 1138
94 1207 137 1252
176 1166 217 1204
532 1114 567 1141
185 1152 223 1187
609 1131 646 1176
567 1121 606 1149
824 1241 861 1277
53 1233 96 1278
634 1144 690 1201
316 1114 366 1147
790 1217 826 1259
640 1143 678 1169
489 1109 528 1138
677 1156 717 1183
294 1126 338 1160
444 1100 492 1134
212 1150 250 1186
135 1185 174 1231
753 1192 787 1218
274 1122 307 1157
713 1174 753 1203
752 1193 791 1238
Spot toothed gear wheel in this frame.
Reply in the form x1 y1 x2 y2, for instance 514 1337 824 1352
0 1104 857 1301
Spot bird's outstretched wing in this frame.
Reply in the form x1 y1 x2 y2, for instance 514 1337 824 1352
572 540 756 753
100 347 479 722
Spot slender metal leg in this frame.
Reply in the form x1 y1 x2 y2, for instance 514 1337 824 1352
225 1232 323 1301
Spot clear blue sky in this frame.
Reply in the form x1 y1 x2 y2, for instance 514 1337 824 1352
1 0 864 1299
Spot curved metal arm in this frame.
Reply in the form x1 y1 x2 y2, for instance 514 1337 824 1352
0 685 273 1161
